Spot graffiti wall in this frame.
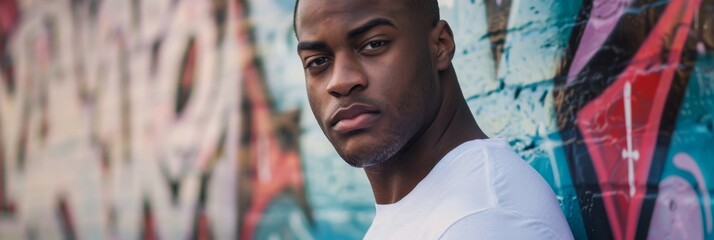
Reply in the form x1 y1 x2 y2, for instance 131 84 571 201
0 0 712 239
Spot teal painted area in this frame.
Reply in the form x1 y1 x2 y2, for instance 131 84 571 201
659 52 714 239
255 195 314 240
255 195 373 240
530 131 588 240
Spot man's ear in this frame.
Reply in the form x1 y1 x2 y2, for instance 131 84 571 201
430 20 455 71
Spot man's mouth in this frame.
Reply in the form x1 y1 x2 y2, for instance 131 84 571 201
330 103 380 134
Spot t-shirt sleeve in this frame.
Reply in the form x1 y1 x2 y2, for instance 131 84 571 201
438 208 573 240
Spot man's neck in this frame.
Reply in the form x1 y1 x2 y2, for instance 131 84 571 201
364 75 487 205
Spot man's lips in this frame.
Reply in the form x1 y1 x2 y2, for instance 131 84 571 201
329 103 380 134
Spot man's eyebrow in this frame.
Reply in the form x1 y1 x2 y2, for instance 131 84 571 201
347 18 396 39
297 41 328 52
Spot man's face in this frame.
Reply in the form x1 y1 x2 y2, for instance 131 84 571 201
295 0 441 167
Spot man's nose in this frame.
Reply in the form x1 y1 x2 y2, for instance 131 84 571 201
326 57 367 97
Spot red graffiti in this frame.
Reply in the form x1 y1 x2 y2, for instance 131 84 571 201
239 64 307 240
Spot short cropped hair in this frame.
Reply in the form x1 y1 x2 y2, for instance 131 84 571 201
292 0 440 37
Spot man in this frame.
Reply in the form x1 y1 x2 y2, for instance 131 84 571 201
293 0 573 238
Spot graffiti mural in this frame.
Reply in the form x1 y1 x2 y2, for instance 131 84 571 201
553 0 714 239
0 0 246 238
0 0 712 239
443 0 714 239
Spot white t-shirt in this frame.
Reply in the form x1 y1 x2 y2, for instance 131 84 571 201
363 139 573 239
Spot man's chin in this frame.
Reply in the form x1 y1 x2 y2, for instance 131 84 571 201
329 129 403 168
336 143 397 168
342 156 385 168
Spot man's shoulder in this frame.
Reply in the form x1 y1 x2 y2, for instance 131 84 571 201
451 139 556 202
437 138 573 238
446 138 522 168
365 139 572 239
438 207 574 240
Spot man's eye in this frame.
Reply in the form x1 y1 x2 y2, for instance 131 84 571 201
362 40 388 51
306 57 331 68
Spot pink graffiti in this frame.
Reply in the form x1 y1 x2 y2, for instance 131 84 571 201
648 176 703 240
673 153 712 233
647 153 712 239
567 0 634 84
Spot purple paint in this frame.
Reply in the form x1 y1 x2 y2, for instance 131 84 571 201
647 176 703 240
673 153 712 233
566 0 633 84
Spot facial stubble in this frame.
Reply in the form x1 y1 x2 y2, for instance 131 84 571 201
336 62 438 168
